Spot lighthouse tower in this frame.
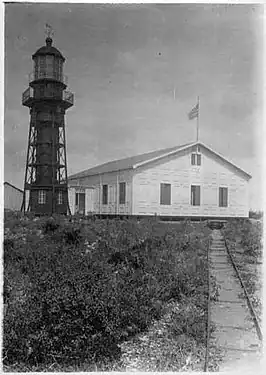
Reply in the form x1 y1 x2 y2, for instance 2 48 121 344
21 36 73 215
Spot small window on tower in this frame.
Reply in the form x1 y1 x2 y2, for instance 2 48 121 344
58 191 63 205
38 190 46 205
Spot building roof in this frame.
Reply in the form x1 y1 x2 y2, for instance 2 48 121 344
32 37 65 61
69 142 194 180
4 182 24 193
68 141 252 180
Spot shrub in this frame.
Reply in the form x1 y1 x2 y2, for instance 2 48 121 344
240 220 262 257
3 218 210 368
42 218 60 234
62 226 82 245
224 219 262 258
4 238 14 252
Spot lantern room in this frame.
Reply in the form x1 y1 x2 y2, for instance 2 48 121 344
31 37 66 84
22 36 74 108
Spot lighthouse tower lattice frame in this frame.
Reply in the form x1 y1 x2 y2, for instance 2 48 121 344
21 36 74 215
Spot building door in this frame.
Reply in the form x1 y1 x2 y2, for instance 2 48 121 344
75 192 85 215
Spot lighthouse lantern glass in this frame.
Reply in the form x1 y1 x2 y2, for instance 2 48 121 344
34 55 63 82
46 55 54 76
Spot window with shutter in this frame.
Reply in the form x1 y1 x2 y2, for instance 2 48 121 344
160 183 171 205
197 154 201 165
191 185 200 206
219 187 228 207
191 147 201 166
119 182 126 204
102 184 108 205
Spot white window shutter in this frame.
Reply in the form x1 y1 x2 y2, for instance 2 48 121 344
68 187 75 215
85 188 94 214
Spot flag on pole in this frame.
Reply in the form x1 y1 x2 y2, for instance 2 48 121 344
188 102 199 120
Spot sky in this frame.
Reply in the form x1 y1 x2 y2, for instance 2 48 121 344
4 3 264 210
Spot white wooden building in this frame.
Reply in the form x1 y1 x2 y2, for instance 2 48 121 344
4 182 23 211
68 141 251 218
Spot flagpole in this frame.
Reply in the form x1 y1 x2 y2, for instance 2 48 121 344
196 96 200 142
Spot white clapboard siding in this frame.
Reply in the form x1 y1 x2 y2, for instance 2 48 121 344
85 188 95 213
73 170 133 215
4 183 23 211
132 147 249 217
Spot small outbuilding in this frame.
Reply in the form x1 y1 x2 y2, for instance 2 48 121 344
68 141 252 219
4 182 23 211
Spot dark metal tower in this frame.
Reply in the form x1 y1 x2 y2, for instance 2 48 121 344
21 35 74 215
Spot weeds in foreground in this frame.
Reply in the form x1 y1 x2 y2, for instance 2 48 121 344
4 213 210 370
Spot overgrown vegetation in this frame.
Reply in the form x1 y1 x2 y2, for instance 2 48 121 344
223 218 263 322
4 212 211 371
224 218 263 259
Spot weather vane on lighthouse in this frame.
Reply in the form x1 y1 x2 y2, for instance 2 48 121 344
45 23 54 38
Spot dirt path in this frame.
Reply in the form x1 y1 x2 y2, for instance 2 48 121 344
209 230 263 372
